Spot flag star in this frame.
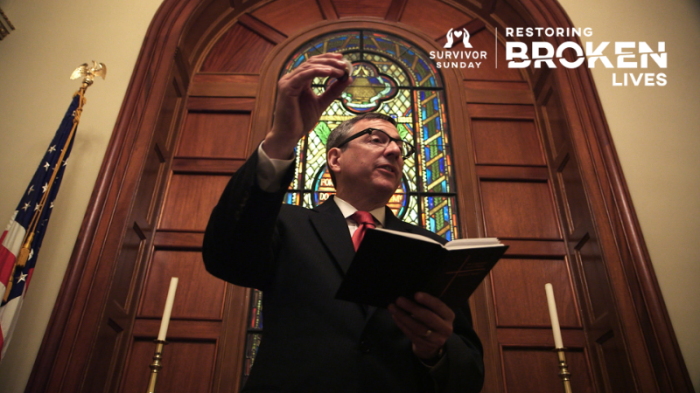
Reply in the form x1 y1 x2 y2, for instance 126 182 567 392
18 273 28 283
63 159 68 167
50 201 55 209
42 183 49 193
34 203 42 211
22 202 31 211
28 249 34 260
48 145 57 153
44 162 50 171
27 185 34 195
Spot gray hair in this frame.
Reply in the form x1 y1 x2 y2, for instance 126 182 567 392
325 112 397 187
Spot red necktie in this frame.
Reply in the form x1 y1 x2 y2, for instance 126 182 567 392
350 211 376 251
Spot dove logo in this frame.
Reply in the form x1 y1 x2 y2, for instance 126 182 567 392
444 28 473 49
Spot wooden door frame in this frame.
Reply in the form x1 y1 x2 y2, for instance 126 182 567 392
27 0 692 392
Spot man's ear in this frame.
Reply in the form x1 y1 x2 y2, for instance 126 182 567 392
327 147 341 174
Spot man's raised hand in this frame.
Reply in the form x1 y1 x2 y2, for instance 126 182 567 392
263 53 353 159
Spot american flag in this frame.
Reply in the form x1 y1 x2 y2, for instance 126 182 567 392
0 94 81 361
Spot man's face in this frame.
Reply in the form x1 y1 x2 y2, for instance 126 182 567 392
330 119 404 198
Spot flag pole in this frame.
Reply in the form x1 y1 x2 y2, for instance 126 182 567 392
2 62 106 303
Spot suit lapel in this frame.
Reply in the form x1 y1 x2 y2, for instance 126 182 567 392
309 197 356 277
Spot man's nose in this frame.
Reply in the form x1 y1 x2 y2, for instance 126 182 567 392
384 140 402 158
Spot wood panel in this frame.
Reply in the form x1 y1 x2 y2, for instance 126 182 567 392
596 331 637 392
252 0 324 36
501 347 595 393
472 119 545 166
159 174 230 231
480 180 561 239
492 258 579 327
541 87 570 156
176 111 251 158
333 0 391 18
200 23 275 73
139 250 226 320
557 153 588 235
575 234 611 322
190 75 259 98
399 0 471 40
119 340 217 393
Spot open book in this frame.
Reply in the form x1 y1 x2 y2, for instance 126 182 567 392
335 228 508 308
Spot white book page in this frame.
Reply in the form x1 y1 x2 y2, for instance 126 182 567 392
373 228 501 250
444 237 502 251
372 228 442 245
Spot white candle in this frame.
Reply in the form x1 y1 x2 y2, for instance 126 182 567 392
157 277 179 341
545 283 564 348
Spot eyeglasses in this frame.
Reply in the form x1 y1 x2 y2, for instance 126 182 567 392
335 128 415 160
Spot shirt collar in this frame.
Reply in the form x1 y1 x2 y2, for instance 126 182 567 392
333 196 386 227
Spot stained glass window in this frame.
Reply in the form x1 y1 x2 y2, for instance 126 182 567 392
283 30 459 239
242 31 460 388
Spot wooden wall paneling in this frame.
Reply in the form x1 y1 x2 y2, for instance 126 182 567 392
471 119 545 166
251 0 325 36
384 0 407 22
332 0 392 18
480 179 561 239
200 23 276 73
138 250 226 320
176 111 251 158
464 80 531 91
190 74 260 97
536 76 639 392
399 0 472 39
238 13 287 45
464 86 534 105
119 339 218 393
501 347 595 393
491 258 579 328
159 174 231 231
315 0 339 20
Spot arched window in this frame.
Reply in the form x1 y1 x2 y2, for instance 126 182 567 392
282 30 459 240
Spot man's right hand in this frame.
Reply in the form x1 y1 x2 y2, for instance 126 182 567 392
263 53 354 159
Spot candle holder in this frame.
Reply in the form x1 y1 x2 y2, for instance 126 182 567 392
146 340 168 393
554 348 573 393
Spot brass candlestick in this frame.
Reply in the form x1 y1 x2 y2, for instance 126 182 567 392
146 340 168 393
554 348 573 393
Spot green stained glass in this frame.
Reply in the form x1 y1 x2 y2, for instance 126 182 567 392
422 196 458 241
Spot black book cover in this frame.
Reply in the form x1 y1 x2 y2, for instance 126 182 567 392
335 228 508 308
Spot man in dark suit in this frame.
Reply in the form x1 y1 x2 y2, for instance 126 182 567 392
203 53 484 392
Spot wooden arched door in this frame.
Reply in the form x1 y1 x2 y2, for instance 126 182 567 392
28 0 692 392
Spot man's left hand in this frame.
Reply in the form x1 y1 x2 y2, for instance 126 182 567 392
388 292 455 360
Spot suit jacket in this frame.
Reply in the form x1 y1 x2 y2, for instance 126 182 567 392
203 151 484 393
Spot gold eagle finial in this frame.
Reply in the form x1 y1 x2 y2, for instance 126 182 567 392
70 61 107 84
